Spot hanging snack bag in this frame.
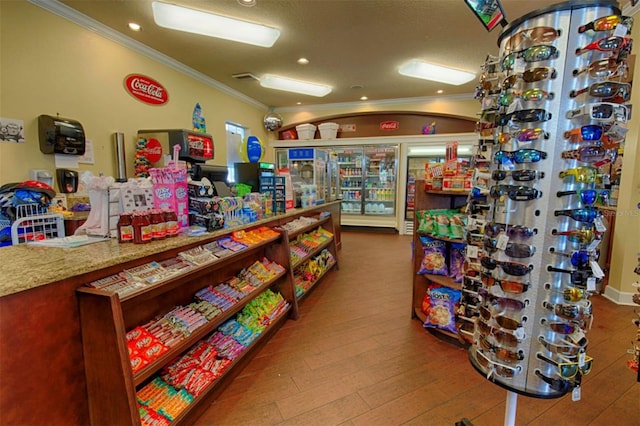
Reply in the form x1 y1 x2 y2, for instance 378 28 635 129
449 212 466 239
449 242 466 283
435 211 451 237
417 236 448 276
422 284 461 334
417 210 434 234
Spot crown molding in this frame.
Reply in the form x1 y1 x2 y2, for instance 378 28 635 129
273 93 475 113
28 0 268 111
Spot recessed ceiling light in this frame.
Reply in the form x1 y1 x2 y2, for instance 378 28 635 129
152 1 280 48
436 89 444 94
399 60 476 85
351 84 364 90
297 58 309 65
260 74 331 97
296 102 302 105
360 96 368 101
238 0 256 6
128 22 141 31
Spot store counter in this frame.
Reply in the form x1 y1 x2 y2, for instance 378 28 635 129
0 200 341 425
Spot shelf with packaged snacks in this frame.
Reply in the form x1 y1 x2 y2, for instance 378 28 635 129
415 231 465 245
75 214 333 426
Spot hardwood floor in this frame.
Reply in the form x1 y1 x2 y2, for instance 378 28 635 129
194 231 640 426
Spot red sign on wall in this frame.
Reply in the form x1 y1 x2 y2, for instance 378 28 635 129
124 74 169 105
380 121 399 131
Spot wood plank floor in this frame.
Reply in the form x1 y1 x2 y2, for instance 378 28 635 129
194 231 640 426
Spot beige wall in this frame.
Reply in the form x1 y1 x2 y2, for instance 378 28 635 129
0 1 269 185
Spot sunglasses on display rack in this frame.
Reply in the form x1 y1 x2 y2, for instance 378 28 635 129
538 335 585 357
476 349 523 378
547 266 595 288
498 89 554 107
481 257 533 276
478 287 528 310
483 239 536 258
502 67 557 90
543 300 592 321
541 318 581 334
552 227 602 244
549 248 599 268
566 103 629 123
496 109 552 126
478 334 525 363
561 146 609 164
569 81 631 103
505 27 562 52
497 128 549 144
553 286 591 303
492 169 545 182
482 273 530 294
554 207 602 224
558 167 598 183
575 36 632 55
564 125 610 143
494 149 548 164
535 369 576 393
463 276 482 292
578 15 633 33
484 222 537 239
477 318 523 348
557 189 610 206
489 184 543 201
573 57 629 79
537 353 593 379
502 45 560 71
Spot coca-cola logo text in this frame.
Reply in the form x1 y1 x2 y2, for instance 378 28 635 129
380 121 399 131
124 74 169 105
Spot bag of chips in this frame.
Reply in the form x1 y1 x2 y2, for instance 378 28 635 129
422 284 461 334
417 236 448 276
449 242 466 283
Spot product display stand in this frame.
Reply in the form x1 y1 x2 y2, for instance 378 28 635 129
465 0 632 421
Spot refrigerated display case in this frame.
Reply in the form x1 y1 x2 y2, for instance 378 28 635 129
274 148 329 205
363 146 397 217
334 147 363 215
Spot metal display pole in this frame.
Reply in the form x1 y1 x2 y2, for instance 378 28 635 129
504 391 517 426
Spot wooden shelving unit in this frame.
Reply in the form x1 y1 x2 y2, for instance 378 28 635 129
76 214 339 425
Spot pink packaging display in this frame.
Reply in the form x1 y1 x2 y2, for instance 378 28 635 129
150 168 189 228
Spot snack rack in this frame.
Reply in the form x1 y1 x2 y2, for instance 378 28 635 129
10 204 65 245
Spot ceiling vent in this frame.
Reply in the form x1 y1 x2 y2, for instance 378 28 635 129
232 72 259 81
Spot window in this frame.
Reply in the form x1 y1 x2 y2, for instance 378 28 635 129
225 121 247 183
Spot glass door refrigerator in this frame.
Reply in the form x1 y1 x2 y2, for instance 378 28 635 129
405 156 444 221
334 147 364 216
363 146 397 217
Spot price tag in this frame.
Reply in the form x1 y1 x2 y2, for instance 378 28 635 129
587 239 601 252
496 233 510 250
514 327 525 340
578 352 586 367
590 260 605 279
614 24 628 38
587 276 597 291
467 245 479 259
468 217 477 228
594 216 607 233
572 385 581 401
569 328 587 346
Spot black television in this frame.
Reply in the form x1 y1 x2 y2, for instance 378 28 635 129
464 0 507 31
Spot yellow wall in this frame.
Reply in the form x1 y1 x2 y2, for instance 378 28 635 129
0 1 269 185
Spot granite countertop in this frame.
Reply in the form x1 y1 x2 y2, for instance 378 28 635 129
0 201 341 298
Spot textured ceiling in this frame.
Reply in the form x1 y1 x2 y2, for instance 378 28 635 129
58 0 608 108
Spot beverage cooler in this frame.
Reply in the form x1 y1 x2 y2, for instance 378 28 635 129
274 148 335 206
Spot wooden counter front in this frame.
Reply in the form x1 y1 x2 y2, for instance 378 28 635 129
0 201 341 425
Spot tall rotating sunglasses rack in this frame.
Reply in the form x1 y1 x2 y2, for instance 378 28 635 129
466 1 632 424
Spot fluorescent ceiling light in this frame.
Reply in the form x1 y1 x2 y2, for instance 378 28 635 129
151 1 280 48
260 74 332 97
399 60 476 85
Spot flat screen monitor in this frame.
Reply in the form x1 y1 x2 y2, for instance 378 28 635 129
464 0 507 31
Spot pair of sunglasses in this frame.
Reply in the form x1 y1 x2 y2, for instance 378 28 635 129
478 287 528 310
489 184 543 201
569 81 631 103
573 57 629 79
554 207 602 224
496 127 549 144
484 239 536 258
502 45 559 71
564 125 613 143
557 189 610 206
502 67 556 90
498 89 554 106
535 369 577 393
494 149 547 164
578 15 633 33
549 247 599 268
484 222 537 239
547 266 595 288
477 319 523 349
505 26 561 52
537 353 593 379
492 169 545 182
575 36 632 55
481 273 530 294
476 349 523 378
561 146 609 164
538 335 585 357
481 257 533 276
496 109 552 126
567 103 629 123
478 334 525 363
543 300 592 321
558 167 598 183
552 228 602 244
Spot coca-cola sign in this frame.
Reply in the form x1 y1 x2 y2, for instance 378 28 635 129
144 138 163 163
380 121 399 131
124 74 169 105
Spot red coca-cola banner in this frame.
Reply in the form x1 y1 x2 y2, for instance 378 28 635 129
124 74 169 105
380 121 399 131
